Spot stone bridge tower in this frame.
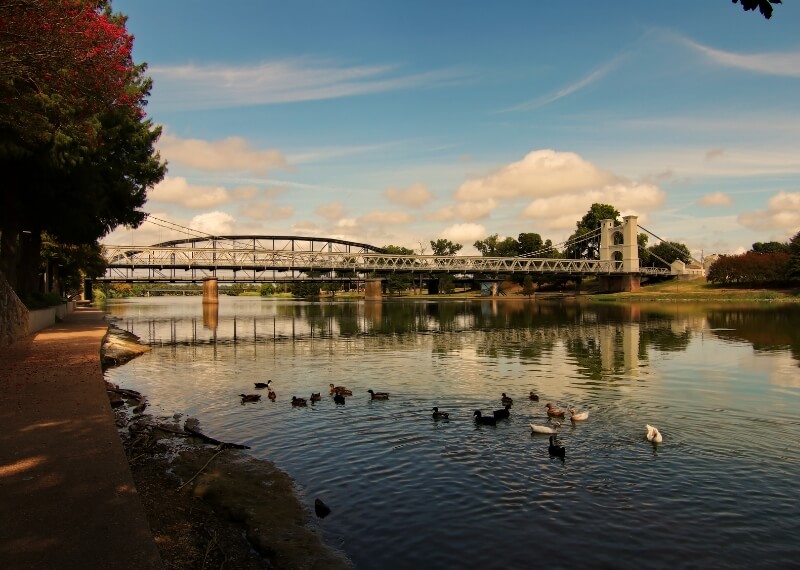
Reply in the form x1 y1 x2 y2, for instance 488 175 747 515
598 215 640 291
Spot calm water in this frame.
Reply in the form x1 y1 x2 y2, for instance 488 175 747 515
104 297 800 569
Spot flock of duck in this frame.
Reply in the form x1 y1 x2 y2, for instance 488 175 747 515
238 383 664 458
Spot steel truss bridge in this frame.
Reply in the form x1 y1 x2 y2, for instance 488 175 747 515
98 235 671 284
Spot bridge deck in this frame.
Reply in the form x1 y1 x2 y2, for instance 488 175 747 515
100 245 670 282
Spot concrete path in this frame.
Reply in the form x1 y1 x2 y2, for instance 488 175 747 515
0 308 162 569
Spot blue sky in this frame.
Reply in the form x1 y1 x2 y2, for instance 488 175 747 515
108 0 800 258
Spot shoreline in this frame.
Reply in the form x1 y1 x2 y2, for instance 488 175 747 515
104 329 353 569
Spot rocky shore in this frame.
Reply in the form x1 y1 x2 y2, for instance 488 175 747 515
103 326 352 569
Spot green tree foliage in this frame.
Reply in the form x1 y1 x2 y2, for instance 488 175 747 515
382 244 414 255
733 0 782 19
645 241 693 269
522 275 536 297
259 283 276 296
40 233 106 298
292 281 321 298
438 274 455 294
0 0 166 295
385 274 412 295
473 234 520 257
430 239 462 256
751 241 789 254
565 203 620 259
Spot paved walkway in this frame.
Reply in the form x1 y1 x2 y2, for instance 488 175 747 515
0 308 162 569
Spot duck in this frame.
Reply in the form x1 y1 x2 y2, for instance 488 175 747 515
254 381 269 389
240 393 261 403
569 408 589 421
333 392 346 405
646 424 663 443
334 388 353 396
367 389 389 400
529 391 539 401
432 406 449 419
473 410 497 426
291 396 307 407
530 422 560 434
493 404 511 420
501 393 513 405
548 435 566 459
545 403 565 417
267 387 277 401
310 392 322 402
329 383 348 394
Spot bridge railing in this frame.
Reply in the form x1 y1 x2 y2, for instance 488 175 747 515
101 245 671 279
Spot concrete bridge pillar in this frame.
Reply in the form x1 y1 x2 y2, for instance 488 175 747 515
364 278 383 301
202 277 219 304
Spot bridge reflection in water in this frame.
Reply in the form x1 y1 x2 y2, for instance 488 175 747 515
107 298 720 379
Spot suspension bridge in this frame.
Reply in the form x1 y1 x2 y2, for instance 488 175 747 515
98 215 695 294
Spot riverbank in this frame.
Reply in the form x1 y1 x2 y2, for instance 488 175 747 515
106 329 352 569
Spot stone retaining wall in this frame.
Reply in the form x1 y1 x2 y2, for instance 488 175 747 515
0 272 29 348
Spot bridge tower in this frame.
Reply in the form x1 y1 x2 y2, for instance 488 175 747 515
599 215 640 292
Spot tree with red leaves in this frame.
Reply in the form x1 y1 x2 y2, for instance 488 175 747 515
0 0 165 296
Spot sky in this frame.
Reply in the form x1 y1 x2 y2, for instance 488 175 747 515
107 0 800 258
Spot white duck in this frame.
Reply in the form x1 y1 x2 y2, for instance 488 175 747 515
569 408 589 421
646 424 663 443
530 422 560 434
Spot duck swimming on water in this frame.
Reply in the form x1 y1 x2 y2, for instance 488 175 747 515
545 403 565 417
240 394 261 403
432 407 449 419
367 389 390 400
473 410 496 426
646 424 663 443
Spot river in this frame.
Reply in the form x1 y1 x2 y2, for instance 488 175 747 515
104 296 800 569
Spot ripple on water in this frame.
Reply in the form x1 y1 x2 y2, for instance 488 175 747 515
105 299 800 569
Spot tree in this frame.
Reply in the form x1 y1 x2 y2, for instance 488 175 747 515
645 241 692 269
39 233 106 298
565 203 620 259
517 232 544 256
522 275 536 297
430 239 462 256
473 234 519 257
438 274 455 294
382 244 414 255
752 241 789 254
787 230 800 281
733 0 782 19
0 0 166 295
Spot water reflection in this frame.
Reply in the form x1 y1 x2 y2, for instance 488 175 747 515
105 298 800 568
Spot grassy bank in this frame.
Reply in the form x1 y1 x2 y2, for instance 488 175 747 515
583 279 800 302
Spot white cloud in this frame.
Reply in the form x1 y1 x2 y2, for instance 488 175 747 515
428 199 497 222
238 201 294 221
679 37 800 77
440 223 488 245
384 183 433 207
149 176 230 209
316 202 346 221
521 183 664 229
189 212 236 236
502 56 622 112
738 192 800 233
359 211 415 225
697 192 733 206
149 59 470 111
158 133 288 175
456 150 618 201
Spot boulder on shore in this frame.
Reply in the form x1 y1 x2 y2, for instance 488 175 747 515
102 325 150 367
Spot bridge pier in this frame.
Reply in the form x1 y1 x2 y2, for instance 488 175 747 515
598 274 640 293
202 277 219 303
364 278 383 301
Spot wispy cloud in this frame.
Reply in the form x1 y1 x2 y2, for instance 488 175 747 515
149 58 471 111
500 56 622 112
678 37 800 77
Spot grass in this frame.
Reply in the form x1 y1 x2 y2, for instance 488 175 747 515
584 279 800 302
